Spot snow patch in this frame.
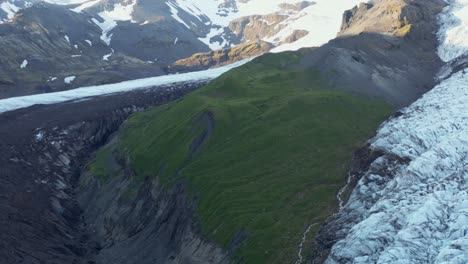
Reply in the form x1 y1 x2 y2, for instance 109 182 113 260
64 35 71 43
85 39 93 46
0 1 19 21
166 1 191 29
64 76 76 84
102 48 114 60
92 0 137 45
35 130 46 141
43 0 90 5
20 60 28 69
71 0 101 13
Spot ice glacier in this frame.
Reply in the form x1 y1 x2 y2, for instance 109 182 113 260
325 0 468 263
0 59 250 113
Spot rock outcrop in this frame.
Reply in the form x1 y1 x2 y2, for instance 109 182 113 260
173 40 272 71
297 0 446 108
0 81 207 263
79 151 229 264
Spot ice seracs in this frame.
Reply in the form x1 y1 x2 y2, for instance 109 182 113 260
437 0 468 62
325 0 468 262
326 69 468 264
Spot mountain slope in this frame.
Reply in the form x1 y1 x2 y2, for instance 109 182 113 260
0 2 164 98
295 0 445 108
0 0 368 99
80 0 450 263
322 0 468 262
84 51 392 263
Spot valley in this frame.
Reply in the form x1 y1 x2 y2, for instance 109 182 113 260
0 0 467 263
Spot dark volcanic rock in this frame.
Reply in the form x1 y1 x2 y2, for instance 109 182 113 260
0 81 214 263
0 2 164 99
297 0 446 108
78 155 228 264
85 0 211 62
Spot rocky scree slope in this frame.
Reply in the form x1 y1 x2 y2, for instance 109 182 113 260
296 0 446 108
0 2 164 99
0 81 208 264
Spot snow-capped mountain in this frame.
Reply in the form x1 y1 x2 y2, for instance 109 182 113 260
2 0 363 53
324 0 468 262
0 0 364 98
0 0 36 22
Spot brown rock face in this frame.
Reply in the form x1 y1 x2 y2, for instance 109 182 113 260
173 40 273 71
338 0 445 38
228 14 289 42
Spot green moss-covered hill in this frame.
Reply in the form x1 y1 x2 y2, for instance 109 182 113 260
90 51 392 263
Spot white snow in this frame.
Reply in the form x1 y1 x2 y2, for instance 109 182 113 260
174 37 178 44
43 0 90 5
92 0 136 45
35 130 46 141
169 0 361 51
0 1 19 21
71 0 101 13
64 35 71 43
64 76 76 84
0 59 251 113
102 48 114 60
438 0 468 62
20 60 28 69
85 39 93 46
166 1 191 29
325 0 468 262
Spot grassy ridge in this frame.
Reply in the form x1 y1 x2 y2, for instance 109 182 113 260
91 52 392 263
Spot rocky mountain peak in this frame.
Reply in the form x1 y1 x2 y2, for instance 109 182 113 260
338 0 446 38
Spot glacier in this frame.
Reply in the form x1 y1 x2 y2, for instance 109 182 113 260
325 0 468 263
0 59 250 113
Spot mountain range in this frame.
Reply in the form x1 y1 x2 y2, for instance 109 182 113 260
0 0 359 98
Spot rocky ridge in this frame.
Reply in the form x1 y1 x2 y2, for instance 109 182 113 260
0 81 217 263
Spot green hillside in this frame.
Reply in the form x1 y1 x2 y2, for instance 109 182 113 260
90 51 392 263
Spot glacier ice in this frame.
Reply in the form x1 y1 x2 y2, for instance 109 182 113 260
326 69 468 263
325 0 468 262
0 58 251 113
